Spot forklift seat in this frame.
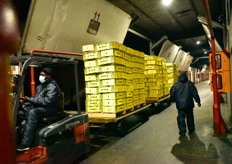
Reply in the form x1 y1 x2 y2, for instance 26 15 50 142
41 92 66 123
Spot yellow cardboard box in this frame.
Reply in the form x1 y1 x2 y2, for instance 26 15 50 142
124 54 132 61
99 86 127 93
144 56 158 60
137 57 145 64
140 94 146 99
131 56 138 62
96 41 119 51
98 56 126 66
101 79 126 86
85 87 99 94
133 79 139 84
84 60 97 68
126 80 133 86
86 106 101 113
134 83 145 89
133 100 140 106
82 44 95 52
86 81 100 88
126 102 134 109
85 75 98 81
139 69 144 74
139 89 146 94
102 99 125 106
100 65 125 72
84 67 100 75
100 49 124 58
86 94 102 101
145 60 156 65
102 92 125 99
133 89 139 95
83 52 99 60
126 98 133 103
125 67 132 74
102 105 125 113
99 72 125 80
86 100 102 107
126 86 134 92
133 94 140 100
126 91 133 97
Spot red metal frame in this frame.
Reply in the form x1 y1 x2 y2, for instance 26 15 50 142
202 0 227 135
16 146 48 164
0 0 20 163
29 49 83 96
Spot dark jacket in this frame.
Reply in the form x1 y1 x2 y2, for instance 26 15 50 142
170 72 200 110
29 80 61 109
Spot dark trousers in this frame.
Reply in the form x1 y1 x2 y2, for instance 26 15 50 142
21 107 57 147
177 108 195 134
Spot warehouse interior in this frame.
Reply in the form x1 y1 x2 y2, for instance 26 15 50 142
1 0 232 164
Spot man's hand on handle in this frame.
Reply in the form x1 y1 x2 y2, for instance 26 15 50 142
20 96 30 101
198 103 201 107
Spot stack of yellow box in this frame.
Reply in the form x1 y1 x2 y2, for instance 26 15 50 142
83 42 145 114
162 59 169 95
166 63 179 91
129 50 146 108
144 55 167 99
83 44 101 113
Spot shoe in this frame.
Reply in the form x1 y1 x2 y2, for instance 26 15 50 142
189 130 195 135
179 132 186 136
17 145 30 151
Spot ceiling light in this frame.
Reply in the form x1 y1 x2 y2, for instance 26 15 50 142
162 0 173 6
204 51 207 54
196 41 201 45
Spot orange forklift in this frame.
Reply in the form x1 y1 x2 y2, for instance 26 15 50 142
11 55 90 163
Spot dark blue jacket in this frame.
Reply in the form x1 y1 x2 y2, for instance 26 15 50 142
170 72 200 110
29 80 61 109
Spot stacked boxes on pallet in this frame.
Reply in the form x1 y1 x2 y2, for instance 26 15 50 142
166 63 179 91
162 61 169 95
83 42 145 114
83 44 101 113
144 55 167 99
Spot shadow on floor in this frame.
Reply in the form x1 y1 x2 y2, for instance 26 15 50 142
218 133 232 148
171 133 219 164
71 134 120 164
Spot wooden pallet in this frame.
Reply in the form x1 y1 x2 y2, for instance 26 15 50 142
122 102 147 114
88 103 150 123
146 94 170 104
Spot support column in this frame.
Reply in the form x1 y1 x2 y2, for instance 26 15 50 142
0 1 20 163
228 16 232 128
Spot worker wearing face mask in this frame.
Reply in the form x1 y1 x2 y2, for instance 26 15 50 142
17 67 61 151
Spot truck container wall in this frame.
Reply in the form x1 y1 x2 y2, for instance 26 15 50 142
182 55 193 71
22 0 131 53
158 40 179 63
174 49 188 69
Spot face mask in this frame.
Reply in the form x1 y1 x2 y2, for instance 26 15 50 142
39 76 46 83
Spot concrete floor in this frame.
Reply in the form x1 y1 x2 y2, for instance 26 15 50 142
77 81 232 164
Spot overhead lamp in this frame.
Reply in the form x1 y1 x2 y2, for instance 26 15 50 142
196 41 201 45
204 51 207 54
162 0 173 6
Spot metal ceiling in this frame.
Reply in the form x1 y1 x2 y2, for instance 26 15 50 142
107 0 225 69
12 0 225 69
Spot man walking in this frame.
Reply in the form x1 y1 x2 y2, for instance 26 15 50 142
170 71 201 136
